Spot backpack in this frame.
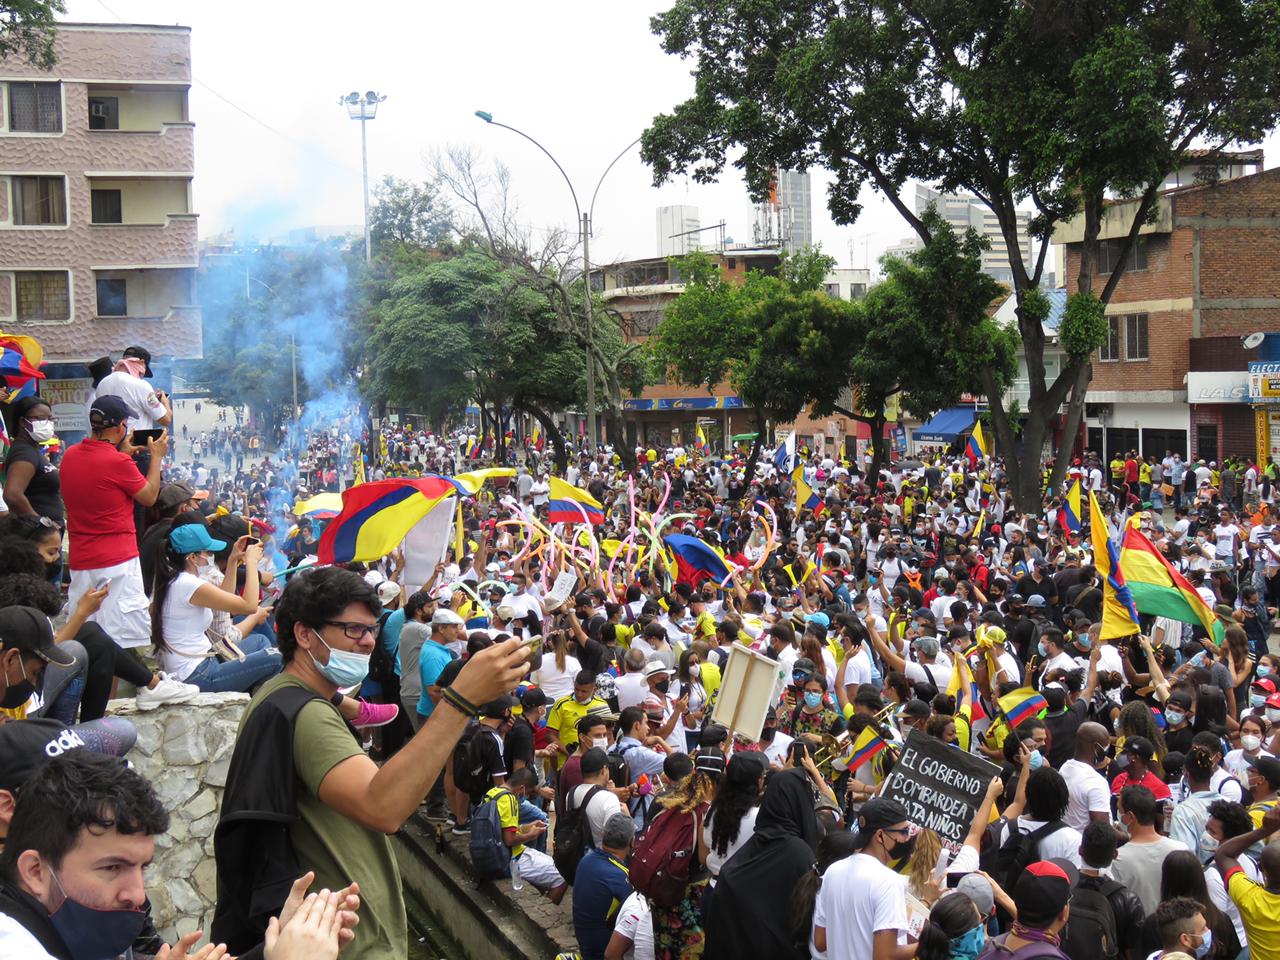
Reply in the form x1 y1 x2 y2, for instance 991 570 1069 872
606 743 634 790
469 788 514 881
994 817 1066 892
1060 877 1121 960
629 804 704 908
553 784 605 885
977 935 1069 960
451 721 481 798
367 611 396 685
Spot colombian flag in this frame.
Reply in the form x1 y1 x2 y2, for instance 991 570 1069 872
0 331 44 402
695 423 709 454
317 477 458 564
1059 479 1083 534
965 421 988 468
1090 490 1142 640
946 653 986 722
663 533 731 588
447 468 516 496
841 725 888 773
547 477 605 525
792 465 826 517
998 687 1048 729
1120 524 1223 642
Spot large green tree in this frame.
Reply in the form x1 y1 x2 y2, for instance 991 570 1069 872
1 1 62 67
642 0 1280 509
367 175 452 255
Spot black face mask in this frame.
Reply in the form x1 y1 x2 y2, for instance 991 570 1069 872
887 831 916 860
1 655 35 710
759 725 777 743
655 679 670 695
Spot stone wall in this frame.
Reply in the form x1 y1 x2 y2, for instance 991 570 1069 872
107 692 248 942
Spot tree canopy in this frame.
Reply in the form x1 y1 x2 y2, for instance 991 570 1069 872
0 1 63 67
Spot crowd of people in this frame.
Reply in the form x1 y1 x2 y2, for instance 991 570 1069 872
2 344 1280 960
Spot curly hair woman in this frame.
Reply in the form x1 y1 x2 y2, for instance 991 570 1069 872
650 766 718 960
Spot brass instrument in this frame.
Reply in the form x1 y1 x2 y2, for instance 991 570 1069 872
814 731 850 768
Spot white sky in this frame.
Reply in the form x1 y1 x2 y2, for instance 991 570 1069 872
66 0 1278 279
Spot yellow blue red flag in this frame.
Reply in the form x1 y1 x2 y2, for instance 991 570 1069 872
548 477 605 525
792 465 826 517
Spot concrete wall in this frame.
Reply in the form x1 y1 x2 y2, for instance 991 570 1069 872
106 692 248 943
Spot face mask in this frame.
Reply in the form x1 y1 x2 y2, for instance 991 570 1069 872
951 924 987 960
26 419 55 443
804 692 823 710
592 737 610 751
1115 752 1131 770
1166 709 1185 727
654 679 670 695
759 726 776 743
887 831 916 860
1 655 35 710
1250 693 1268 709
689 664 701 679
1243 734 1263 752
1199 832 1219 856
1193 929 1213 959
1258 664 1273 678
1028 749 1044 771
1037 640 1048 657
47 868 147 960
310 631 371 687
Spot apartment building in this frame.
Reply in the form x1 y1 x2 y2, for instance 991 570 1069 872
1054 159 1280 464
0 22 200 395
888 184 1035 283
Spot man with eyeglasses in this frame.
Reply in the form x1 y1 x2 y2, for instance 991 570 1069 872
213 565 530 959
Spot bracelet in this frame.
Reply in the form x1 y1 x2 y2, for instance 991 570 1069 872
440 687 482 718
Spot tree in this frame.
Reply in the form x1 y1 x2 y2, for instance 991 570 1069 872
1 1 63 68
642 0 1280 509
368 175 452 254
649 247 839 467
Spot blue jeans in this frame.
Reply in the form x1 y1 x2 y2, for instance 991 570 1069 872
519 797 548 853
187 634 282 693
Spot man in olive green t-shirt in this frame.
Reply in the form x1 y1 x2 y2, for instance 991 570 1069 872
232 567 529 960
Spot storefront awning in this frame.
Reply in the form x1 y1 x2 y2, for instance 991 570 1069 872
913 407 978 444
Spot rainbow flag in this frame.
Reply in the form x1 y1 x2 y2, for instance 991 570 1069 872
317 476 458 564
792 465 826 517
841 724 888 773
1120 524 1223 642
663 533 731 588
965 421 988 468
1059 479 1083 534
1090 489 1141 640
998 687 1047 729
548 477 605 525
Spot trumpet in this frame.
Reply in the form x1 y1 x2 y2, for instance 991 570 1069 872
814 731 850 768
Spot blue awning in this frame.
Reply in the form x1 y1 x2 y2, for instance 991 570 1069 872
913 407 978 444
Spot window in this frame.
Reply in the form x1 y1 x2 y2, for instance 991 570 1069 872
1100 316 1121 361
11 176 66 225
91 189 123 224
824 282 843 299
95 278 127 317
87 96 119 130
7 82 62 133
1096 236 1148 275
15 271 69 321
850 283 867 299
1124 313 1149 360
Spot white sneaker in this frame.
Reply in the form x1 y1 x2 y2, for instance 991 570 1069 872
135 673 200 711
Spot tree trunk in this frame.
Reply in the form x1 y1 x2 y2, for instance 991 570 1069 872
747 408 767 471
526 403 569 474
868 413 888 486
608 410 636 471
494 404 506 463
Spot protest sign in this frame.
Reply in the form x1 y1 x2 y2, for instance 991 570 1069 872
546 570 579 608
880 728 1001 851
710 642 786 743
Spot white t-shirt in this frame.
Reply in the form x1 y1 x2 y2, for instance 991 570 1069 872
703 805 759 879
998 819 1084 867
1214 523 1241 559
1060 758 1112 831
615 672 650 712
570 781 624 848
613 891 655 960
814 853 908 960
533 654 582 703
905 658 953 694
0 912 56 960
159 571 214 680
1040 651 1078 685
90 370 168 431
504 591 544 621
1225 748 1274 781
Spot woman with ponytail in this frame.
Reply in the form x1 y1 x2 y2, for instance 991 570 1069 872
915 892 987 960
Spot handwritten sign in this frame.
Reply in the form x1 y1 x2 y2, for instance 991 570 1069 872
546 571 579 608
880 728 1000 852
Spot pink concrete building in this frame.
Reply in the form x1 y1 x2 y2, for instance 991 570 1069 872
0 22 200 364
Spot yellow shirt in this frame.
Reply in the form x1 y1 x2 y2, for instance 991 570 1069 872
484 786 525 856
1228 869 1280 955
547 693 608 764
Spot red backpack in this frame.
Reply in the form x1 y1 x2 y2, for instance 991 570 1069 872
628 803 706 907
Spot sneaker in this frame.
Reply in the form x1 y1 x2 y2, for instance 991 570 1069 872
353 700 399 729
450 823 470 835
136 674 200 711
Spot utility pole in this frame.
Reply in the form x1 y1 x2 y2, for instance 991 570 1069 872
582 211 597 450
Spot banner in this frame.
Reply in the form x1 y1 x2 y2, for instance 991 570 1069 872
41 377 93 433
879 728 1000 852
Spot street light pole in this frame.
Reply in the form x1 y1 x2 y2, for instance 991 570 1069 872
474 111 640 453
340 91 387 264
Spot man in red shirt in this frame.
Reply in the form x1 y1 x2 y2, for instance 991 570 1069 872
1109 736 1172 802
62 396 167 652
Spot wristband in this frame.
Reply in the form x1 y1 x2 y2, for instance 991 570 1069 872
441 687 483 718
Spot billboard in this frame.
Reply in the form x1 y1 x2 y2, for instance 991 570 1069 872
1248 362 1280 401
41 378 93 433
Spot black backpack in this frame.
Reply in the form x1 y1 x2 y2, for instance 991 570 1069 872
553 784 605 885
451 721 481 798
994 817 1066 892
1060 877 1121 960
367 611 396 685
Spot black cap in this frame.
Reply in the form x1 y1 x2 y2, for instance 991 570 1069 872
574 591 594 606
0 606 75 666
1012 860 1078 927
1123 736 1155 762
519 687 548 710
88 395 135 428
479 694 517 719
122 345 153 378
852 797 911 847
899 698 932 719
0 719 88 792
1247 754 1280 789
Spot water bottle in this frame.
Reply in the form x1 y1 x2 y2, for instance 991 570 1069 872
510 854 523 891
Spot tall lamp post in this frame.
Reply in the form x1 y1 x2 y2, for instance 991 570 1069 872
475 110 640 452
339 91 387 264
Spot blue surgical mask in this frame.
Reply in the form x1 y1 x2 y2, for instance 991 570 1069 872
1166 709 1185 726
1028 749 1044 771
1037 640 1048 657
1194 928 1213 958
47 868 147 960
1250 693 1268 708
1259 664 1273 678
804 691 823 710
951 923 987 960
310 631 371 687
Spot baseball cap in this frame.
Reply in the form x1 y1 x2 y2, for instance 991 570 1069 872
156 482 198 511
376 581 401 605
0 719 94 792
519 687 548 710
911 607 936 622
495 601 518 621
431 608 466 627
1252 677 1278 695
169 523 228 555
953 875 995 918
479 694 516 719
805 612 831 631
1123 736 1155 763
1167 689 1195 711
88 395 135 428
1025 594 1047 608
1012 860 1077 927
899 698 932 719
1247 754 1280 789
851 796 911 847
122 345 153 377
0 606 75 667
643 660 672 679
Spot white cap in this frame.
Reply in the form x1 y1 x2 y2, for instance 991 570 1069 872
643 660 672 679
431 608 466 627
376 580 401 605
363 570 386 587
